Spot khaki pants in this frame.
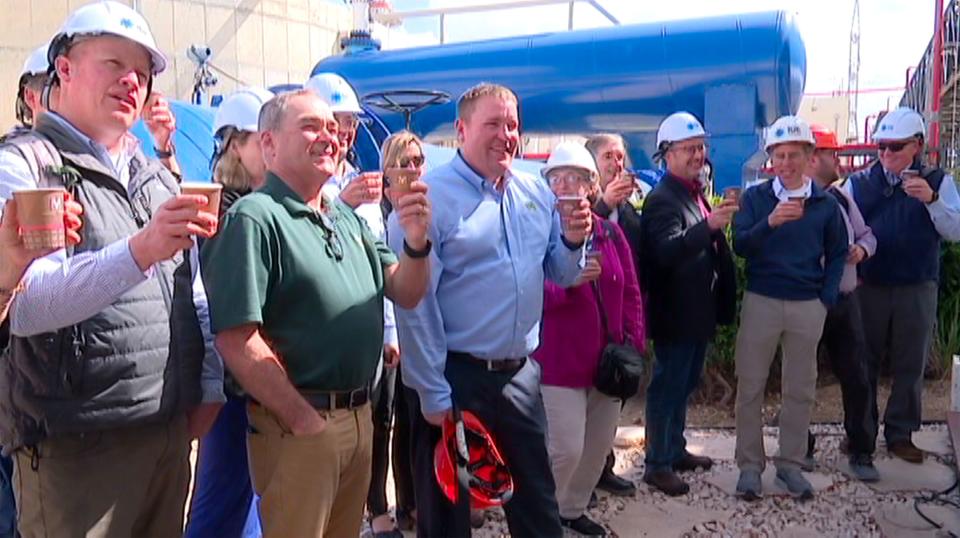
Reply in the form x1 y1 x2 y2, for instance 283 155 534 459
13 416 191 538
541 385 621 520
248 402 373 538
734 292 827 472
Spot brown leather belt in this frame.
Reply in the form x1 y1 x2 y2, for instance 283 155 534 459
251 386 370 412
449 351 526 373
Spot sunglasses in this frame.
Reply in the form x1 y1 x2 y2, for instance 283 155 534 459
878 141 912 153
398 155 425 168
315 211 344 262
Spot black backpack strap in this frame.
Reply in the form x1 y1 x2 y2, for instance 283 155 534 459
827 185 850 213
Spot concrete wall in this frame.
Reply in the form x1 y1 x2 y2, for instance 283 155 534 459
0 0 351 131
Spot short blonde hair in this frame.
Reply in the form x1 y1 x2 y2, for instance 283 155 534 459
213 129 255 192
380 130 424 169
457 82 518 121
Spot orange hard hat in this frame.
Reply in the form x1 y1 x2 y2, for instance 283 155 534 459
434 409 514 509
810 124 841 150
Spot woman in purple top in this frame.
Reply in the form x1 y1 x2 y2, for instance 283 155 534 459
534 142 646 537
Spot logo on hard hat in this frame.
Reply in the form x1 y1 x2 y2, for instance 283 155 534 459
786 126 801 135
120 18 134 29
881 124 893 131
331 91 343 104
687 123 696 130
775 128 785 138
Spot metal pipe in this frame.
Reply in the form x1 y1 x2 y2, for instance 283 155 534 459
392 0 619 25
932 0 945 161
568 1 575 30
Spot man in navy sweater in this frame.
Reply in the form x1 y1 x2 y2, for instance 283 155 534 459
732 116 848 501
845 107 960 464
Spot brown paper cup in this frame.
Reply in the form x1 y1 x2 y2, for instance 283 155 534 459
13 189 66 250
181 182 223 235
556 195 582 218
385 168 417 195
723 186 742 203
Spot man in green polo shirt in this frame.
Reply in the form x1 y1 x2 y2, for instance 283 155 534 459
201 88 432 538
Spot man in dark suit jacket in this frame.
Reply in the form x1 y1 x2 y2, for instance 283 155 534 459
639 112 738 496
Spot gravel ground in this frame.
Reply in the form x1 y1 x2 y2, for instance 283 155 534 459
462 424 957 538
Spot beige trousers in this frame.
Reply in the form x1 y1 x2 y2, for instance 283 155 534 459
13 416 191 538
247 402 373 538
734 292 827 472
542 385 621 519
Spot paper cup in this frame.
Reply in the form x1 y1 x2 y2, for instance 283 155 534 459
13 189 66 250
181 183 223 215
723 186 742 203
556 195 582 218
385 168 417 195
181 183 223 235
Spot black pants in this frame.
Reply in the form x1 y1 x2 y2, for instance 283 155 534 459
367 364 416 517
407 356 562 538
820 292 874 455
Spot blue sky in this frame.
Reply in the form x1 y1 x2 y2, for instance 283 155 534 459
378 0 935 127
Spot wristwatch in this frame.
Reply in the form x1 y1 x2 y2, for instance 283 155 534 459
154 142 175 160
403 239 432 259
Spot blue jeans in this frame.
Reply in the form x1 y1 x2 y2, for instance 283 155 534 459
0 452 14 538
184 395 261 538
644 340 707 472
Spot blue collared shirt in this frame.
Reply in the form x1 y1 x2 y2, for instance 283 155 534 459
388 151 584 415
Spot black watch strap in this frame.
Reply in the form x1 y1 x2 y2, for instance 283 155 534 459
403 239 432 259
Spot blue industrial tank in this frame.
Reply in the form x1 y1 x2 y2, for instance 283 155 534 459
312 10 806 188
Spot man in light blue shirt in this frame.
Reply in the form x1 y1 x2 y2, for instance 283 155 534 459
388 83 591 538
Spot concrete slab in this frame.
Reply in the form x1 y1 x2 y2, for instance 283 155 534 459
684 433 782 462
614 426 645 448
833 456 955 493
913 428 953 457
876 502 960 537
704 467 834 497
780 524 823 538
607 499 732 538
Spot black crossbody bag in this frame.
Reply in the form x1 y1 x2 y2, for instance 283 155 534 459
589 222 645 400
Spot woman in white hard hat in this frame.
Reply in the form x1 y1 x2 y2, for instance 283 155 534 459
731 115 849 501
13 44 51 130
533 141 646 537
185 86 274 538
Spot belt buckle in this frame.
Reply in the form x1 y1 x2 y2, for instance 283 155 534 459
348 387 366 408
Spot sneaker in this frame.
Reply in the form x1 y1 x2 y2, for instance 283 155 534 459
561 514 607 537
848 454 880 482
775 468 814 500
596 469 637 496
643 469 690 496
395 509 415 532
802 432 816 471
470 509 485 529
735 470 762 501
888 439 925 464
672 452 714 472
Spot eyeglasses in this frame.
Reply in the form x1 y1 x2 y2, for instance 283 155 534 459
315 210 344 261
878 141 912 153
398 155 425 168
670 143 707 156
335 114 359 131
548 171 591 186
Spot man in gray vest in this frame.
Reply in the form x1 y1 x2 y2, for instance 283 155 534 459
0 2 224 536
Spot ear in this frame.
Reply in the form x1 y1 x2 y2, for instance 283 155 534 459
454 118 465 143
54 55 71 83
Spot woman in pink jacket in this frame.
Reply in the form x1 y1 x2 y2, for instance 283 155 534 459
534 142 646 537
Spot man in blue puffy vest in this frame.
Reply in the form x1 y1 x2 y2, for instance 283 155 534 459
844 107 960 463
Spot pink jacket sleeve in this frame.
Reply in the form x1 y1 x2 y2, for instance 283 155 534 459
542 280 568 311
611 221 646 352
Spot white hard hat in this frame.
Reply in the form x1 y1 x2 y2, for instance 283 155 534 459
874 107 926 141
305 73 363 114
213 87 275 135
657 111 707 148
764 115 815 151
21 44 50 77
542 141 599 181
49 1 167 75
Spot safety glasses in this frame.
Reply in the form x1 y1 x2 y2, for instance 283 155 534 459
398 155 425 168
878 141 912 153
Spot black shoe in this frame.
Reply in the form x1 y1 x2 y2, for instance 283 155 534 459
643 469 690 496
470 509 485 529
395 508 415 532
587 490 598 509
561 514 607 537
596 469 636 496
672 452 714 472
